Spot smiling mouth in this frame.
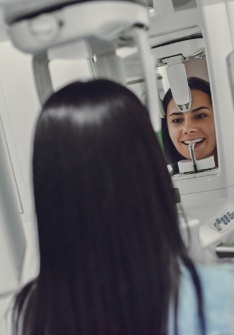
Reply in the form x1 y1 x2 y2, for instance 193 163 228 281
182 138 204 146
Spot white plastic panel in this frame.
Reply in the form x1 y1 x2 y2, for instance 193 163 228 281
0 82 23 213
49 58 93 92
0 95 26 294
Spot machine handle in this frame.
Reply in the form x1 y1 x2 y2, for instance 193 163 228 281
215 243 234 258
32 51 53 105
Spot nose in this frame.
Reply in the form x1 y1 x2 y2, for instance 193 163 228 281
182 118 197 135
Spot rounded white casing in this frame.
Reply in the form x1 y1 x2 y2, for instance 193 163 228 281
6 1 149 54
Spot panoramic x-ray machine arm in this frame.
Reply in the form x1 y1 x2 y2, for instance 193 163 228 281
4 0 161 132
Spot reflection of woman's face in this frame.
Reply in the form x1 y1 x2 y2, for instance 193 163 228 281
166 89 216 160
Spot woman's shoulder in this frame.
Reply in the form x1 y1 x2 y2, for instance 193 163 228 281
178 264 234 335
182 263 234 292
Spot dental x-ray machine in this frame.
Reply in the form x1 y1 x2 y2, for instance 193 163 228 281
2 0 234 269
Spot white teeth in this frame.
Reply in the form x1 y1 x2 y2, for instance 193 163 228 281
183 138 203 145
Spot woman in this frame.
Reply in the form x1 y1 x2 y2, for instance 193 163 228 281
12 79 234 335
162 77 217 174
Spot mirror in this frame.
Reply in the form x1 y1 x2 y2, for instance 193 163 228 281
152 32 218 176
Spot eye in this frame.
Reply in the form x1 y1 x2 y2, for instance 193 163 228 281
195 113 207 119
171 118 183 124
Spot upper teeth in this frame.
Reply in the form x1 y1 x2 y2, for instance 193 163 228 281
184 138 203 144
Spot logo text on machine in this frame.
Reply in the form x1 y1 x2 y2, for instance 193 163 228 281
212 211 234 232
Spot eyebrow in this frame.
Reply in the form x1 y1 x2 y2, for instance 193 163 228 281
169 106 209 117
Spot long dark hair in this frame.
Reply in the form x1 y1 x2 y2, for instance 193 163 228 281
13 79 204 335
162 77 211 174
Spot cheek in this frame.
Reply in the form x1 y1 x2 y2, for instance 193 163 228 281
168 125 179 143
206 122 216 142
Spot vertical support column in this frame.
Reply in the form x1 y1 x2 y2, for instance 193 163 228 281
198 0 234 183
224 0 234 46
33 51 53 106
133 26 161 132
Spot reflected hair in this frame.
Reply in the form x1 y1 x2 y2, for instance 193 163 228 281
13 79 204 335
162 77 211 174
